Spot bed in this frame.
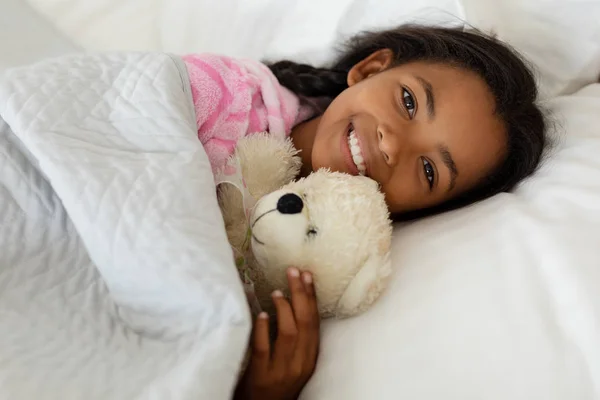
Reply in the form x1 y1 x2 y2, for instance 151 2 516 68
2 0 600 399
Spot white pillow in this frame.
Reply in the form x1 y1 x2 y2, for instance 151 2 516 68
27 0 600 96
461 0 600 97
302 84 600 399
0 0 77 69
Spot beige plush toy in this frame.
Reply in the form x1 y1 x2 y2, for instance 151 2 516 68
217 134 393 318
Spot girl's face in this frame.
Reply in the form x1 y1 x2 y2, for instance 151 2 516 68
310 50 507 214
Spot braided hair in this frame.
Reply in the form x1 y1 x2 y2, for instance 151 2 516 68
267 25 547 219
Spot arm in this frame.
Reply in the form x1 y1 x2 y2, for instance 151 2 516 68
234 268 320 400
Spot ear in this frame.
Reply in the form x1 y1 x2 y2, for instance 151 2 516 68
335 252 392 317
347 49 394 87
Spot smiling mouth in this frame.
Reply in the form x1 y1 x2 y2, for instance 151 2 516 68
347 124 367 176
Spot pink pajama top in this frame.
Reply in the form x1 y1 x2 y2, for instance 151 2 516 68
182 54 314 173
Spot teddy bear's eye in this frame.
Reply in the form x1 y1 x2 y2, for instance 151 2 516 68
307 228 318 237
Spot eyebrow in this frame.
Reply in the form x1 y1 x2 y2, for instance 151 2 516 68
438 144 458 192
416 76 435 120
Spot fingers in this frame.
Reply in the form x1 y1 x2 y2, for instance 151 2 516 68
288 268 312 328
284 268 320 376
272 289 298 369
251 312 271 372
243 274 320 400
297 270 320 371
301 271 319 327
266 268 321 380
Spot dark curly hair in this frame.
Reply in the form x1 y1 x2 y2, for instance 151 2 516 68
267 24 547 220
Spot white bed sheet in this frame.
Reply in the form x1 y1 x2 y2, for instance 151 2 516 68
0 4 249 399
11 0 600 399
0 50 250 400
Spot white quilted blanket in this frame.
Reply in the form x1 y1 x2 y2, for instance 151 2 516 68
0 52 251 399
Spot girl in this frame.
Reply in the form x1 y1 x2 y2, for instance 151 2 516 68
183 24 547 399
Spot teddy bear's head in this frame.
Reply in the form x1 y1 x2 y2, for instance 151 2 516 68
249 170 393 318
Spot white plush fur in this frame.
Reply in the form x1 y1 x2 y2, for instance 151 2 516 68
218 134 393 318
218 133 301 253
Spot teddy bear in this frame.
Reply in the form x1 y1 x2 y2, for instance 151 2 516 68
216 133 393 319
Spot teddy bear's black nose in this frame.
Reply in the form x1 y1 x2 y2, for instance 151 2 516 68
277 193 304 214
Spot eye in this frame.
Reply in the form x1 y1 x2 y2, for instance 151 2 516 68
422 158 435 190
402 88 416 119
307 227 317 237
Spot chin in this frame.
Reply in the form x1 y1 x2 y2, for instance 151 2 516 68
312 158 348 176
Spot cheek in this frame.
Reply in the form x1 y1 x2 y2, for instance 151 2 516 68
320 86 361 122
381 180 412 214
311 130 333 170
382 177 442 214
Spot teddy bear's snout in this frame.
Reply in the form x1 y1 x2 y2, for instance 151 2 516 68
276 193 304 214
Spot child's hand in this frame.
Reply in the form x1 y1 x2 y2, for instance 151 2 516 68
235 267 320 400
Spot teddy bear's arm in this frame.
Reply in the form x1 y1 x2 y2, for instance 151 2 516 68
234 133 302 199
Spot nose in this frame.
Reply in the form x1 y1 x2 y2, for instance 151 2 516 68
277 193 304 214
378 125 402 166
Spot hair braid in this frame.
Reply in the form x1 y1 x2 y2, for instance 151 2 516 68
268 61 348 98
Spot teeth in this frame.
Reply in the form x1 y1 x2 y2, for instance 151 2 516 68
347 129 366 175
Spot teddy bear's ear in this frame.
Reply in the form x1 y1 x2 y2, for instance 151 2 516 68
335 252 392 317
